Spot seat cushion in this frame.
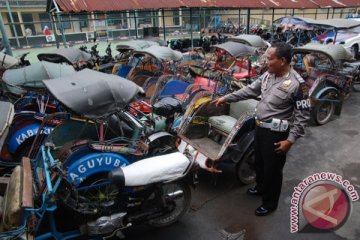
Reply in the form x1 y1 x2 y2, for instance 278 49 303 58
209 115 237 135
152 97 182 117
233 71 250 79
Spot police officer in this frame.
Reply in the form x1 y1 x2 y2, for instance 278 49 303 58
212 42 310 216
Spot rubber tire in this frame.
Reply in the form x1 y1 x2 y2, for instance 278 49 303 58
75 172 118 215
352 77 360 92
353 83 360 92
148 181 191 228
235 146 256 185
351 45 359 59
312 96 335 125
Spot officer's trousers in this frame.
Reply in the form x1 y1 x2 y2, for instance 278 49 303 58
254 126 289 209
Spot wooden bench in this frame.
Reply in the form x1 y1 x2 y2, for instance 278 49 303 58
2 157 33 230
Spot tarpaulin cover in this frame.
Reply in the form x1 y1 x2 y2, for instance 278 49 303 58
212 41 257 57
38 48 92 65
2 61 75 95
133 46 183 62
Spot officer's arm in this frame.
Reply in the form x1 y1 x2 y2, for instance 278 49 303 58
288 84 310 143
223 77 262 103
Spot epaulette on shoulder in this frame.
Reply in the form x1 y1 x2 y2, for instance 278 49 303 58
293 70 305 84
262 72 270 81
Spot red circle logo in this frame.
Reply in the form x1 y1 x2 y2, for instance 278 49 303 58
301 183 350 231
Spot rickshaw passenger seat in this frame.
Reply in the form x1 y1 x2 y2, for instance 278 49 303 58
208 99 257 135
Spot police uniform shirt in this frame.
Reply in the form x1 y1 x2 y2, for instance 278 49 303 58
223 68 310 143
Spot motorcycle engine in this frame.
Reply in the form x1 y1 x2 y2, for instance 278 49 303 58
86 212 128 236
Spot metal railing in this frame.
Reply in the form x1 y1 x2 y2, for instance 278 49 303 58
0 7 356 51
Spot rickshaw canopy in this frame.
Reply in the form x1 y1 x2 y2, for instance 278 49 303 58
293 43 353 62
2 61 75 95
133 46 183 62
43 69 142 118
227 34 270 48
116 40 159 52
37 48 92 65
212 41 258 57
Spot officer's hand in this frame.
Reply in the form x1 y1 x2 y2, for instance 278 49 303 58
210 97 226 107
274 140 293 154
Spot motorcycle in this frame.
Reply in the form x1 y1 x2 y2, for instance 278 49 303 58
0 69 197 238
0 141 195 239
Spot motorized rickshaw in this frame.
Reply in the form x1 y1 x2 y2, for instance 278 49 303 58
0 68 196 239
0 100 60 167
227 34 270 73
211 41 259 80
126 45 183 87
0 102 193 240
0 62 75 166
176 75 258 184
292 43 360 124
113 40 160 77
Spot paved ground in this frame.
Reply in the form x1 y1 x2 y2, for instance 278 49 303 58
123 92 360 240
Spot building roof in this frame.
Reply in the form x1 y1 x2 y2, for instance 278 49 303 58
47 0 360 13
0 0 46 9
311 0 360 8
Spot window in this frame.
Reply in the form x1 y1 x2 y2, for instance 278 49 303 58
173 10 180 25
21 13 35 36
78 14 88 28
6 12 22 37
39 13 52 31
94 13 106 28
107 13 122 27
57 16 71 30
137 11 152 27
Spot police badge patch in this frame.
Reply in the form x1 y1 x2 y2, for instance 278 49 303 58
278 79 291 92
